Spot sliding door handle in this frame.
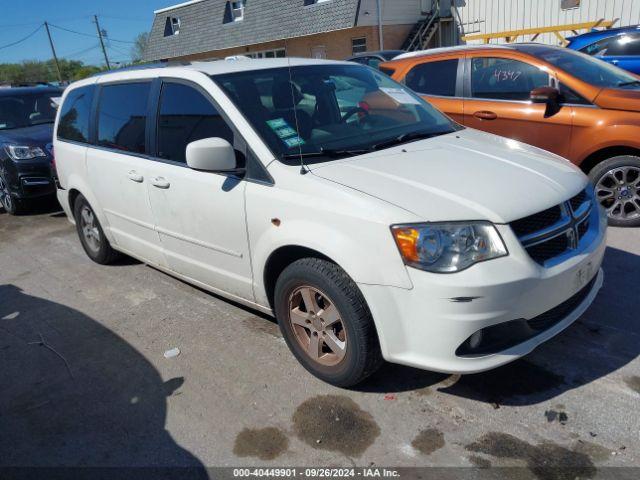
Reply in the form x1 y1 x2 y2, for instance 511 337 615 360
127 170 144 183
151 176 170 189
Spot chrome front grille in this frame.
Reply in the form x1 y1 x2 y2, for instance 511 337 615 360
510 188 595 266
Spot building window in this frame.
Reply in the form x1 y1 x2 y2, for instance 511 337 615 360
231 1 244 21
248 48 286 58
164 17 180 36
561 0 580 10
352 37 367 55
224 1 245 23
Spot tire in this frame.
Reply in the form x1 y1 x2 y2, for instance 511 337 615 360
274 258 383 387
73 194 120 264
0 170 25 215
588 155 640 227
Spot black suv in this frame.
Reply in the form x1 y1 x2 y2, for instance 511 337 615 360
0 86 62 214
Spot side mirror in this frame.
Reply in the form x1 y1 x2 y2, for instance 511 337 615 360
530 86 560 104
185 137 244 175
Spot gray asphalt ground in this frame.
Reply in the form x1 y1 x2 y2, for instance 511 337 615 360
1 200 639 478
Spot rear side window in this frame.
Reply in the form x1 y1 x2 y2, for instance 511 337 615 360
157 82 233 163
405 59 458 96
97 82 150 154
57 86 94 143
606 34 640 56
470 57 550 101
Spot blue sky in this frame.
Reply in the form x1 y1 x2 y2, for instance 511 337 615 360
0 0 179 65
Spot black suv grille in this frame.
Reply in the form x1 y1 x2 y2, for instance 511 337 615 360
510 188 594 266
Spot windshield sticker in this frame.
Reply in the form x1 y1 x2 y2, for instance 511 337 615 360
267 118 306 148
379 87 421 105
274 126 298 139
283 136 305 148
266 118 288 129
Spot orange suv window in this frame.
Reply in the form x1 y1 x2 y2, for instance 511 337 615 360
405 59 458 97
470 57 550 101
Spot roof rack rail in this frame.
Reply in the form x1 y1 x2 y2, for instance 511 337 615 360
91 61 193 77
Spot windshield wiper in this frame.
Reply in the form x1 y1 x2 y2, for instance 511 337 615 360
371 130 449 151
281 147 370 161
617 80 640 87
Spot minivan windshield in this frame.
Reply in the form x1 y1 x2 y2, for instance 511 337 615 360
213 64 460 163
0 92 61 130
522 45 640 89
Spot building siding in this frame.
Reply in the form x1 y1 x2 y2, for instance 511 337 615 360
144 0 361 61
457 0 640 45
357 0 426 26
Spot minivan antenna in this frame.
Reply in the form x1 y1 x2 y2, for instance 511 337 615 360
285 38 308 175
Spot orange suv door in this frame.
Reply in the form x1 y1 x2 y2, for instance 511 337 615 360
463 53 573 158
402 55 464 124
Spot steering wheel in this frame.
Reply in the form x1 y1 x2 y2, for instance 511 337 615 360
340 106 370 124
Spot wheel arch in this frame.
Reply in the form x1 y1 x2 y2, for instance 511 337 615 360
62 175 114 243
262 245 335 311
579 145 640 175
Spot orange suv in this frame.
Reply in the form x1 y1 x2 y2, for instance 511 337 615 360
381 44 640 227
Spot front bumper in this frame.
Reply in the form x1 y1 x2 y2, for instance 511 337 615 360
359 219 606 374
3 158 56 199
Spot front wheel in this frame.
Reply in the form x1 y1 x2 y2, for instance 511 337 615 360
274 258 383 387
0 171 25 215
589 155 640 227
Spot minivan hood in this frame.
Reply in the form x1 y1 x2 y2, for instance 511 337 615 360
594 87 640 112
310 129 586 224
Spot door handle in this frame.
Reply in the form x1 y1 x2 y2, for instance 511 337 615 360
473 110 498 120
151 176 170 189
127 170 144 183
610 59 619 65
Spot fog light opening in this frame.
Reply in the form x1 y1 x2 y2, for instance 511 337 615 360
469 330 483 350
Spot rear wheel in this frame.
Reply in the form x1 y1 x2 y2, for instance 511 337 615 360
589 155 640 228
274 258 383 387
0 171 24 215
73 194 120 264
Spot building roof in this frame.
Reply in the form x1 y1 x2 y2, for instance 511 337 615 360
144 0 361 62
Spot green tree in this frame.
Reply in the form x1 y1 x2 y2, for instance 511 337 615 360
0 59 106 85
131 32 149 63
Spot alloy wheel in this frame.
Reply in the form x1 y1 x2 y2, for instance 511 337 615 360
0 174 13 212
288 286 347 367
595 166 640 221
80 206 101 253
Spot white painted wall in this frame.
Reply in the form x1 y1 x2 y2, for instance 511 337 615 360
357 0 427 27
456 0 640 45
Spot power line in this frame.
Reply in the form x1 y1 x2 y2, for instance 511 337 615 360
48 23 135 44
0 24 43 50
97 15 151 23
60 43 101 59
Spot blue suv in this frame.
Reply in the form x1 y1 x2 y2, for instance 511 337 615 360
567 25 640 74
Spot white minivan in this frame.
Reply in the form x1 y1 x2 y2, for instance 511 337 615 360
54 58 606 386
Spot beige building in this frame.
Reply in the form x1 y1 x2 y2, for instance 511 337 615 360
143 0 446 62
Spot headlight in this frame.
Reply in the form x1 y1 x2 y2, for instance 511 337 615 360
391 222 508 273
4 144 47 161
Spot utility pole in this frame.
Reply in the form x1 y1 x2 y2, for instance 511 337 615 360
94 15 111 70
44 22 63 83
